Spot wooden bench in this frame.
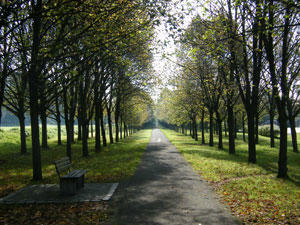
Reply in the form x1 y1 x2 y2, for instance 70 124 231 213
54 157 88 195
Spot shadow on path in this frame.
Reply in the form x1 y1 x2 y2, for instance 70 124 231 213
115 129 241 225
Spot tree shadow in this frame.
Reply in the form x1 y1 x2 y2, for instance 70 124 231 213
115 138 240 225
176 133 300 187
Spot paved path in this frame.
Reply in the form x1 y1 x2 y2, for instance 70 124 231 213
115 129 241 225
0 183 118 204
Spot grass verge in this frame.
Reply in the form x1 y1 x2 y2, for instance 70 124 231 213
162 129 300 225
0 128 152 225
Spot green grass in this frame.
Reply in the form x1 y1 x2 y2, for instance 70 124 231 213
0 126 151 225
0 126 151 197
162 129 300 225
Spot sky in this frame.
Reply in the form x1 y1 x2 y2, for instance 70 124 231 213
151 0 204 101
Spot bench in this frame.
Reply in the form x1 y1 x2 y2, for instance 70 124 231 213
54 157 88 195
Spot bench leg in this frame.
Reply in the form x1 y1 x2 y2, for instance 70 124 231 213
60 173 85 195
60 178 77 195
77 174 85 188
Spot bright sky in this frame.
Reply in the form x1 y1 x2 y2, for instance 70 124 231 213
151 0 204 101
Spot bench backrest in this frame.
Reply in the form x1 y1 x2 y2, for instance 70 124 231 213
54 157 71 178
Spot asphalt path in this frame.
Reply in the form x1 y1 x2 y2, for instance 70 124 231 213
115 129 241 225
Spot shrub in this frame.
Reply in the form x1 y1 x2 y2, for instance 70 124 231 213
258 125 280 138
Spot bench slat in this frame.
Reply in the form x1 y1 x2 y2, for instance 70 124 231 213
62 169 87 178
55 160 71 169
68 169 81 177
56 164 71 174
54 157 71 175
54 157 88 195
55 157 70 164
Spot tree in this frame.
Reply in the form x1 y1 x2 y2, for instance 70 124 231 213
287 80 300 153
1 0 174 180
3 72 29 154
262 0 299 177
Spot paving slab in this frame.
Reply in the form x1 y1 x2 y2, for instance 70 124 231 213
0 183 118 204
115 129 241 225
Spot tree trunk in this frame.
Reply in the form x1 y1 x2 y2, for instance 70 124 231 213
100 103 107 146
287 96 298 153
0 25 10 128
80 80 88 157
91 119 94 139
106 105 113 144
55 94 61 145
209 110 214 146
19 114 27 154
115 97 120 142
201 110 205 144
278 110 288 177
216 112 223 149
82 122 88 157
262 0 289 178
235 0 261 166
255 110 259 144
0 75 7 128
277 0 289 178
234 112 237 139
226 0 237 153
123 121 126 138
270 104 275 148
57 118 61 145
193 117 198 141
191 120 195 138
78 118 82 141
70 85 78 143
242 112 246 142
29 0 43 180
41 113 48 149
70 118 75 143
66 119 72 160
77 96 82 141
95 104 101 152
227 102 235 154
63 89 72 161
247 109 256 163
224 120 227 137
120 116 123 140
289 116 298 153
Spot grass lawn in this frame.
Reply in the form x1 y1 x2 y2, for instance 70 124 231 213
162 129 300 225
0 127 152 224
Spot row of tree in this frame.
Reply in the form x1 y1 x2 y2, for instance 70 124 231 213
0 0 163 180
156 0 299 178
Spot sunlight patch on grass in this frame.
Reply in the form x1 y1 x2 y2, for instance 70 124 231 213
0 128 152 198
162 129 300 225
